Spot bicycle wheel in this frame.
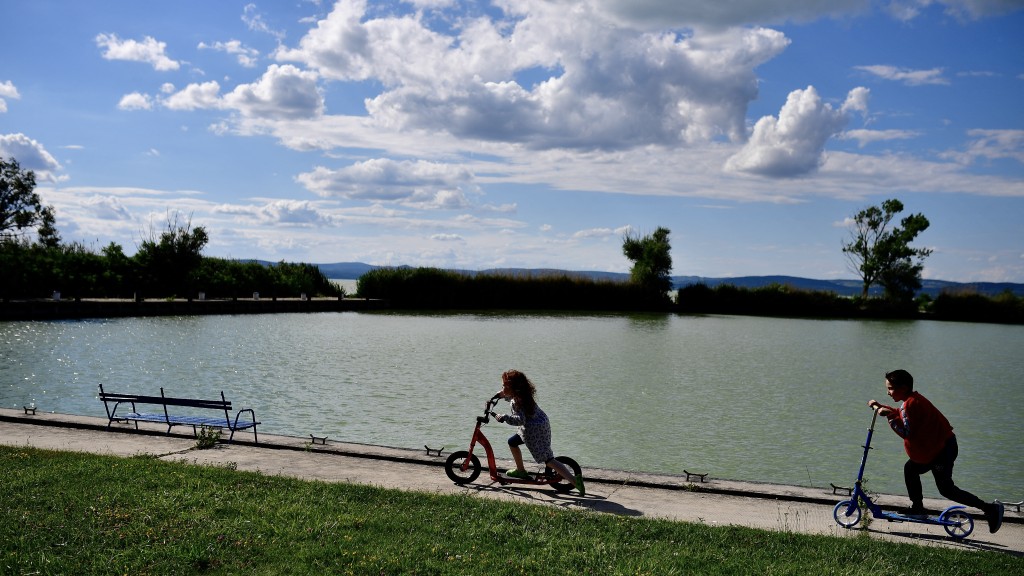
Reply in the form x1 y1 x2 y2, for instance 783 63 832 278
548 456 582 493
444 451 481 485
939 508 974 539
833 500 862 528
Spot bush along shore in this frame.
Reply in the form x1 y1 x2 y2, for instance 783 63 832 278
355 267 1023 324
3 267 1020 324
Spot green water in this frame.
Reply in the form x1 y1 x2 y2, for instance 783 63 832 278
2 311 1021 501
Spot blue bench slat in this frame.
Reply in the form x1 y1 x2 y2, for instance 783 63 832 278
99 384 260 442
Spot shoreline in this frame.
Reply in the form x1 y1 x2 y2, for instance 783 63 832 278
2 407 1019 525
0 296 388 321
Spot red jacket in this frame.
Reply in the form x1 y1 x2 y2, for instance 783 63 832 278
881 392 954 464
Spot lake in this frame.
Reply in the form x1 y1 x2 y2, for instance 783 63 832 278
2 309 1021 501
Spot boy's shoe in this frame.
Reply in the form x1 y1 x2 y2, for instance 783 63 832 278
574 474 586 497
985 501 1004 534
896 504 928 519
505 468 530 480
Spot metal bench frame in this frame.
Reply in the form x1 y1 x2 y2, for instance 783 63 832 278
98 384 260 443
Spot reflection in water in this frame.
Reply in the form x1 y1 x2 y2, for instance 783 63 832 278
2 312 1021 500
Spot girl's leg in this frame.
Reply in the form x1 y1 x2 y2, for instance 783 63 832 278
546 458 575 483
546 458 585 496
509 443 526 472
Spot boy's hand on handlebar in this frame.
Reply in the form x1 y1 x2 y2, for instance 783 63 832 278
867 400 891 415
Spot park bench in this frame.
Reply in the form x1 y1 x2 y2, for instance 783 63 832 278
98 384 260 443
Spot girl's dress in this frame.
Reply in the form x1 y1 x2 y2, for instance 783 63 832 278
504 399 554 464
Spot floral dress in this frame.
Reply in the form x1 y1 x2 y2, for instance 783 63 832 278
503 399 554 464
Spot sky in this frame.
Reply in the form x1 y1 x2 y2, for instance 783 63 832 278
2 0 1023 282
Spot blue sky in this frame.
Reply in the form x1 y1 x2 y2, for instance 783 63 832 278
2 0 1022 282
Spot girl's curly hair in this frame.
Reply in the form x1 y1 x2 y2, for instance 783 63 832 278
502 369 537 417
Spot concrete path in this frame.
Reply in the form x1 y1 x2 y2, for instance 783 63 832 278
1 408 1020 556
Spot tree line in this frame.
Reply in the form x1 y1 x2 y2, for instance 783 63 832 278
3 155 1019 322
1 157 340 301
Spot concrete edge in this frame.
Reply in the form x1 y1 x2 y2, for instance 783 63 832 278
3 408 1019 524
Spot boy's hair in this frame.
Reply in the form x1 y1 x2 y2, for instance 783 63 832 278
885 369 914 391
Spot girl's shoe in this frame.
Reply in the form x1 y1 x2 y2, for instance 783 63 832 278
506 469 530 479
575 475 586 496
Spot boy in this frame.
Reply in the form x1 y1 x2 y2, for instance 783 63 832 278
868 369 1003 533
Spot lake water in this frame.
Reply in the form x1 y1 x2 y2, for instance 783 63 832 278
2 308 1021 502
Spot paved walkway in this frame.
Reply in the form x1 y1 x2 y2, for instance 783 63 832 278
1 408 1020 555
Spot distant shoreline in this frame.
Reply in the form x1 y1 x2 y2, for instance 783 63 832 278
0 297 387 321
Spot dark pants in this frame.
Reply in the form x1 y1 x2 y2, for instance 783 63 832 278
905 435 986 510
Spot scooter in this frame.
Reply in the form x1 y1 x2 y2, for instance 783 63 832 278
445 393 583 493
832 406 974 539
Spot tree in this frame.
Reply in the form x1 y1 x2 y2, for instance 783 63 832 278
134 213 209 298
622 227 673 302
1 157 55 240
842 199 932 300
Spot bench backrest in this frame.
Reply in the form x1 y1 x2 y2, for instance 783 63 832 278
98 385 232 413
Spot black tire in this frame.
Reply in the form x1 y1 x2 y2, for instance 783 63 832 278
445 450 481 485
548 456 582 493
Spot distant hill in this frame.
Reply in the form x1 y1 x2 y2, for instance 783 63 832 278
313 262 1024 298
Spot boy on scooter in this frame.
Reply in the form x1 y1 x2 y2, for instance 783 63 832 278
868 369 1003 533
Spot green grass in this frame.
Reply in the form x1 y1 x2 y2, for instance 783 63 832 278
1 447 1018 575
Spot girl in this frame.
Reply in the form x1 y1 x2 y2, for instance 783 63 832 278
493 369 584 496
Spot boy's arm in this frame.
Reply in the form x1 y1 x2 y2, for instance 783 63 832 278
886 403 912 439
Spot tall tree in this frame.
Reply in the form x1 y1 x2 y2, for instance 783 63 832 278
1 157 55 240
622 227 673 299
134 213 209 298
842 199 932 300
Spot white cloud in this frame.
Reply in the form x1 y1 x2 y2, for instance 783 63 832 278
118 92 154 110
942 129 1024 164
725 86 869 177
296 158 480 209
277 0 790 150
431 233 464 241
242 3 286 40
160 66 323 120
83 195 133 221
0 133 64 182
842 128 920 147
198 39 260 67
224 65 323 119
572 225 631 239
163 81 224 111
95 33 181 71
0 80 19 113
218 199 336 226
0 80 17 99
855 65 949 86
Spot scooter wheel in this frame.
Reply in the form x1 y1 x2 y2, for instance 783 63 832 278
445 451 481 485
548 456 582 493
833 500 862 528
939 508 974 539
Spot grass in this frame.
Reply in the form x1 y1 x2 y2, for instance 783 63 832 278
2 446 1019 575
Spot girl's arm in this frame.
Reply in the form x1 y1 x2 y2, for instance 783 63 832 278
501 412 524 426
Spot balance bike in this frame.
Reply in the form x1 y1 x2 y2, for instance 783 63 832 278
832 406 974 539
445 394 582 493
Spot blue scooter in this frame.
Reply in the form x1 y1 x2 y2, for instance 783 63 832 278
832 406 974 539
